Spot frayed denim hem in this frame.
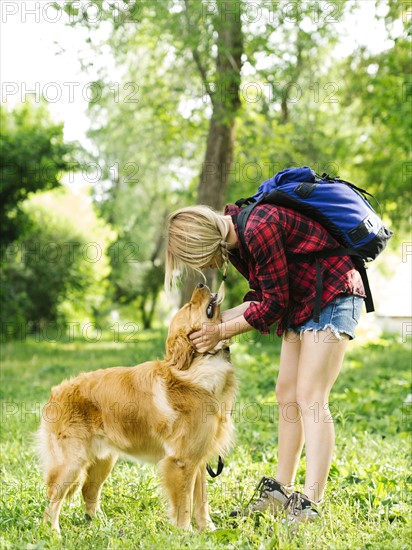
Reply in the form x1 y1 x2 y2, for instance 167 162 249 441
286 295 363 341
290 324 346 340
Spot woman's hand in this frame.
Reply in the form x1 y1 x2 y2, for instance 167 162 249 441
190 305 257 353
189 324 222 353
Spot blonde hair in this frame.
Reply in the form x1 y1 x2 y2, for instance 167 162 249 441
165 205 230 292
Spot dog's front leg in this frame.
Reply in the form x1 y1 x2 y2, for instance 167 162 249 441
193 464 216 531
160 456 197 530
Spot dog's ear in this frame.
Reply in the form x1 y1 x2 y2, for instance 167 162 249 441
165 329 195 370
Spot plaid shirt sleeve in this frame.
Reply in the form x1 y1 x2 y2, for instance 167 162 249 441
227 248 263 303
242 221 289 333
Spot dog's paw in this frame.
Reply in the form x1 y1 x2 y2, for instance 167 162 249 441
196 519 216 531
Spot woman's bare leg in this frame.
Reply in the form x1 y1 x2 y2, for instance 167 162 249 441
296 329 349 502
275 332 304 486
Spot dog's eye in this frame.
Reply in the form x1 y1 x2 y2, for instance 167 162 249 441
206 303 214 319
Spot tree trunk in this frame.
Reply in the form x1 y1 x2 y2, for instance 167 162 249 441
180 0 243 305
198 116 236 207
281 96 289 123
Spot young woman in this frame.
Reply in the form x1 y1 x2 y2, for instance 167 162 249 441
165 203 365 524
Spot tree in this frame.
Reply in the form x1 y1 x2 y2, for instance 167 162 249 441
177 0 244 300
182 0 243 208
81 9 205 325
59 0 410 318
0 102 77 246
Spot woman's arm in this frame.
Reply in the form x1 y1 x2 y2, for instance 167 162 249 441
189 310 255 353
221 301 259 323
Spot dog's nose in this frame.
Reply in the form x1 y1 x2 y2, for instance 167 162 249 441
196 283 205 289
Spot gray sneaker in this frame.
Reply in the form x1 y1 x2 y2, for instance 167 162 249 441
230 476 291 518
284 491 320 524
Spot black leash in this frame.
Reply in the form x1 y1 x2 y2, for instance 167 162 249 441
206 456 224 478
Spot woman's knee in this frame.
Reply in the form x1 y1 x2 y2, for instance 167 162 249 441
295 386 329 415
276 380 297 406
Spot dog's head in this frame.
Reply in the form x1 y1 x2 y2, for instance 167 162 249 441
165 284 221 370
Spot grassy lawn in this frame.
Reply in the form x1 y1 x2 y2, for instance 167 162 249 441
1 327 411 549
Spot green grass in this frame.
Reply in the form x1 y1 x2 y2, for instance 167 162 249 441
1 328 411 549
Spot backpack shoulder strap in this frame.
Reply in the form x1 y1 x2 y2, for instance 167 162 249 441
236 202 258 252
235 197 256 208
317 172 374 198
288 248 374 320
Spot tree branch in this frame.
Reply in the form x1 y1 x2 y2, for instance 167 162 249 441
183 0 215 104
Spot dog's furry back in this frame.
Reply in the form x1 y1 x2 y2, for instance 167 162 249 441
38 355 235 468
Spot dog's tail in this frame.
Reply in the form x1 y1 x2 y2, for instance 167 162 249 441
36 404 64 481
36 400 91 532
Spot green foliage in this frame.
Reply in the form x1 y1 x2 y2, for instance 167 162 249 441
52 1 409 320
0 102 77 245
82 9 208 325
226 3 410 212
78 0 411 228
0 332 411 548
338 35 412 225
0 187 114 336
3 1 411 330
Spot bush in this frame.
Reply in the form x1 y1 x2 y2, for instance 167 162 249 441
1 186 114 338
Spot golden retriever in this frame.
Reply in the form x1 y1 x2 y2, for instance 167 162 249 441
37 284 236 533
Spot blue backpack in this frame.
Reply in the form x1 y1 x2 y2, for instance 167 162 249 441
235 166 393 321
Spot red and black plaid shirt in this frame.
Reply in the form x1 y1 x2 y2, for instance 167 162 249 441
225 204 365 336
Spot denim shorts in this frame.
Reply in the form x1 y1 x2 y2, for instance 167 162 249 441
286 294 364 340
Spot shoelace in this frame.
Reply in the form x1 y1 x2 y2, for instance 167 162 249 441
248 476 277 507
284 491 306 515
284 491 311 516
285 491 320 516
